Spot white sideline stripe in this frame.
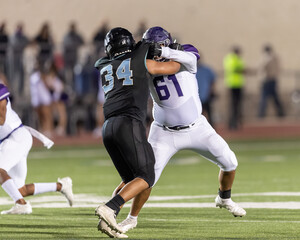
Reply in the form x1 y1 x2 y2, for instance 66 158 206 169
144 218 300 224
1 192 300 209
29 201 300 209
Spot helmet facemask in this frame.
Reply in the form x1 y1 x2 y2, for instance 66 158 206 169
142 26 172 61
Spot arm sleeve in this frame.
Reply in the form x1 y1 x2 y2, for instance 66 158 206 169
0 84 10 101
160 47 197 74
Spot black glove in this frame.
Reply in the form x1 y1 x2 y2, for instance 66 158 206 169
148 42 162 59
169 43 184 51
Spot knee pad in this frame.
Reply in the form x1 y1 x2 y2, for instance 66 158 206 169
221 149 238 171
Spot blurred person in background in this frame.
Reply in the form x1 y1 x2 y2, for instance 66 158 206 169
34 22 54 69
0 71 9 87
92 20 109 59
0 22 9 78
196 52 217 128
10 23 29 96
92 79 105 139
0 83 74 215
223 46 246 130
29 65 53 137
72 54 98 135
134 20 147 41
62 22 84 91
23 40 39 100
258 44 285 118
45 61 68 137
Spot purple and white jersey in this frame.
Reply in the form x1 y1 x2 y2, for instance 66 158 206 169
0 84 22 141
149 45 202 127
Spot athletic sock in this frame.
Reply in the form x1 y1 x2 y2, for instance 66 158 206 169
128 214 138 220
2 179 24 202
219 188 231 199
33 183 57 195
105 194 125 216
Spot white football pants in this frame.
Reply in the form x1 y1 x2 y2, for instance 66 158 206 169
148 115 238 186
0 127 32 188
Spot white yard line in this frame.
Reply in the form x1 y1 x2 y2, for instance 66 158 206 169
1 192 300 209
143 218 300 224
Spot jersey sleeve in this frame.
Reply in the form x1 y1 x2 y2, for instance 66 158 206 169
160 45 198 74
0 84 10 101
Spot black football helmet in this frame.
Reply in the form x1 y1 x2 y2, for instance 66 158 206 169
104 27 135 58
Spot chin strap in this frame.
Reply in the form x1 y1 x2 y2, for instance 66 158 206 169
24 126 54 149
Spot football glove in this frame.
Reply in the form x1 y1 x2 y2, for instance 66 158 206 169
148 42 162 59
169 43 184 51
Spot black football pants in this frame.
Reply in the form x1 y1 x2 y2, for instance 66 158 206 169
102 115 155 187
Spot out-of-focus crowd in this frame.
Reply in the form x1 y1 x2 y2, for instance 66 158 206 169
0 20 147 138
0 19 289 138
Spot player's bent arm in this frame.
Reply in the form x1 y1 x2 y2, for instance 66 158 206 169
161 47 197 74
0 99 7 125
146 59 181 75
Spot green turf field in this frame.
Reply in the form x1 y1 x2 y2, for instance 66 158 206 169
0 138 300 239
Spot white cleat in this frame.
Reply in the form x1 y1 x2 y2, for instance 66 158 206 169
58 177 74 206
215 195 246 217
118 217 138 233
95 204 124 234
1 202 32 215
98 219 128 238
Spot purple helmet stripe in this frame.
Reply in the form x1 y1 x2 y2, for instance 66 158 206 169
0 84 10 100
182 44 200 60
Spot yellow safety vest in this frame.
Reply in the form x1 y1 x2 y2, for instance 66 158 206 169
224 53 245 88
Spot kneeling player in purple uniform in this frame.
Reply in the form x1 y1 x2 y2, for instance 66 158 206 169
0 83 74 214
118 27 246 233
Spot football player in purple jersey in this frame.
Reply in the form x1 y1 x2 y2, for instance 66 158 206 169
0 83 74 214
117 27 246 233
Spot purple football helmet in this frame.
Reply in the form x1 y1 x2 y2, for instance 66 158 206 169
142 26 172 47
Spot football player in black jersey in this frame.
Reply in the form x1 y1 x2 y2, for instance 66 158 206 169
94 27 181 238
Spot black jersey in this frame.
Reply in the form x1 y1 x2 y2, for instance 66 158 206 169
95 41 152 122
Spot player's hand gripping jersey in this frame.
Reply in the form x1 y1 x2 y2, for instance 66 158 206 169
149 44 202 127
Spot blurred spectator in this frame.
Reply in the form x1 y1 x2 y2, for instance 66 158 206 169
196 54 217 128
34 22 54 69
0 22 9 77
258 44 285 118
29 65 53 137
23 40 39 100
92 21 109 59
69 54 98 135
223 46 246 130
74 54 98 97
92 80 105 139
134 20 147 41
0 71 9 86
62 21 84 90
45 62 68 136
10 23 29 96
